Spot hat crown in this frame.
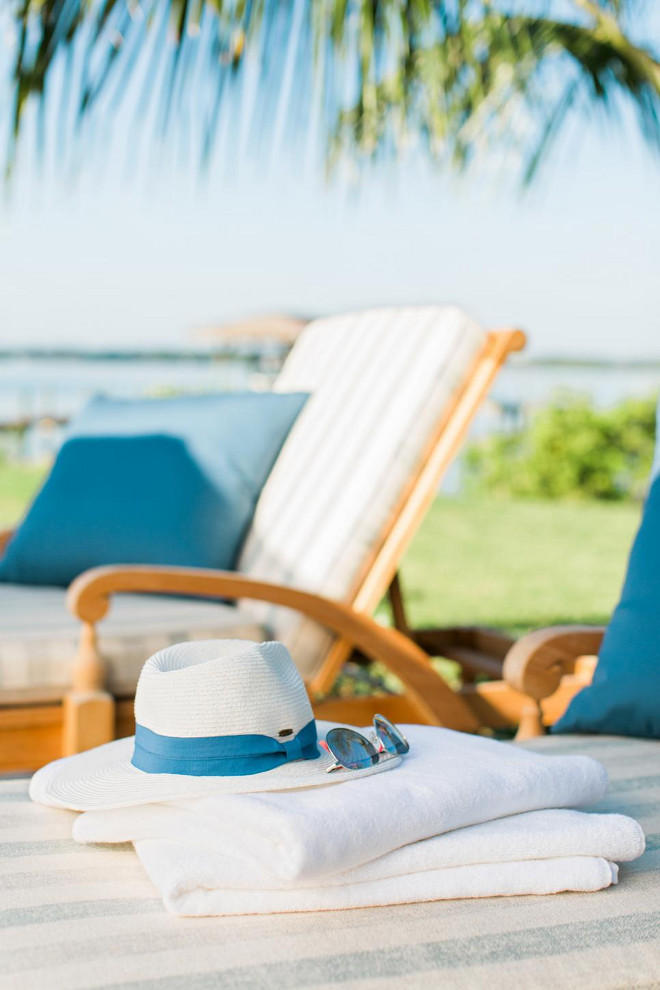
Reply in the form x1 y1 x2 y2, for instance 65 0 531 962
134 640 313 740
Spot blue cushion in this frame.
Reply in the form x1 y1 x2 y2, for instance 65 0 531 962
0 392 307 587
554 414 660 739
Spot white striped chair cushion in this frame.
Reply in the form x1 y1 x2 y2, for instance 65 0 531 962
0 585 265 695
238 306 486 679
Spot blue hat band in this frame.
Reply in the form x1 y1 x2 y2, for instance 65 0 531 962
131 719 319 777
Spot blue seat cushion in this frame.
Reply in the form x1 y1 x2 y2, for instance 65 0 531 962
554 427 660 738
0 392 307 587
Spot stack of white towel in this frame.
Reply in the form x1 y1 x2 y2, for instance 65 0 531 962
73 724 645 916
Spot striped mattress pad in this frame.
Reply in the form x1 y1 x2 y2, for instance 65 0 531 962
1 733 659 990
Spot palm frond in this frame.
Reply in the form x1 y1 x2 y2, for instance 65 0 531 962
4 0 660 181
330 5 660 180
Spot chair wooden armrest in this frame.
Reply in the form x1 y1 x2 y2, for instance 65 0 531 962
67 565 481 735
502 625 605 739
504 625 605 700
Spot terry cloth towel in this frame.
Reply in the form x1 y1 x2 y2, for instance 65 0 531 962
75 724 610 883
75 809 644 916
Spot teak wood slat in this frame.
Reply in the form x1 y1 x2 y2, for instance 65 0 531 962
0 704 63 773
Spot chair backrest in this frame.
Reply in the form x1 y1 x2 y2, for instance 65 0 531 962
238 306 488 680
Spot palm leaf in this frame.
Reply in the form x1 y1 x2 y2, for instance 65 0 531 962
4 0 659 181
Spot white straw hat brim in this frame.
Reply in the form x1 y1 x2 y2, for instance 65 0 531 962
29 721 401 811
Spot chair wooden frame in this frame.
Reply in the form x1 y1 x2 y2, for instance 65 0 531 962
64 565 544 753
0 326 529 769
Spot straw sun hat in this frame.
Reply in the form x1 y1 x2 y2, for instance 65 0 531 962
30 639 400 811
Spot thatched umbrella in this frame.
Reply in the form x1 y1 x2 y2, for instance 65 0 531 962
194 315 312 347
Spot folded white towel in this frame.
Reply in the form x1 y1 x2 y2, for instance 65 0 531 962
134 844 622 916
82 808 643 915
75 808 644 890
75 724 609 883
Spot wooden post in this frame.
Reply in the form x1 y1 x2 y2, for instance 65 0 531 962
514 700 545 741
62 621 115 755
71 622 106 693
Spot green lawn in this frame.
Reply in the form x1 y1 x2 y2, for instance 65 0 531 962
396 495 639 636
0 460 639 636
0 459 46 531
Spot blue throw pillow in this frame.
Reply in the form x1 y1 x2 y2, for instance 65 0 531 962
0 392 307 587
554 424 660 739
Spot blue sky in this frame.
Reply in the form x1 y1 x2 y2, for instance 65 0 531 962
0 10 659 359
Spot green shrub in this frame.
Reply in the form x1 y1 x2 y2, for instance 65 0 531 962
465 393 657 501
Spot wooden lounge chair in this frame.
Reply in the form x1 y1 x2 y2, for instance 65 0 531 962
0 306 525 770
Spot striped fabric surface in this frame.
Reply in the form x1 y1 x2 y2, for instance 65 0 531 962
1 734 658 990
239 306 486 678
0 586 265 695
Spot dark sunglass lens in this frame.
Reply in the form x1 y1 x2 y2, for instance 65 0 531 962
326 728 379 769
374 715 410 755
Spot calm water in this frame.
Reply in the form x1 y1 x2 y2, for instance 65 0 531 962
0 355 657 461
0 355 273 459
0 356 270 422
494 364 659 409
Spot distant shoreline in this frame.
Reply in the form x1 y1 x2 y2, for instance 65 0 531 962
0 348 279 362
520 358 660 370
0 349 658 370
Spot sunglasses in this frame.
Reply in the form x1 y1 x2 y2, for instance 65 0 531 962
321 714 410 772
